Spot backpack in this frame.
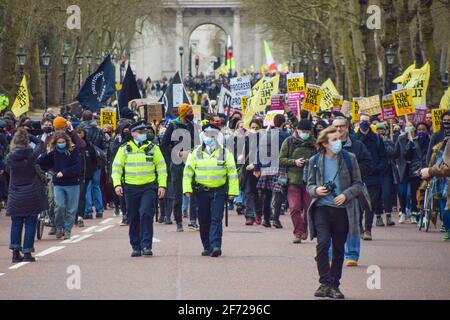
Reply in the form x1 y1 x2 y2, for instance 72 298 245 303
91 143 107 167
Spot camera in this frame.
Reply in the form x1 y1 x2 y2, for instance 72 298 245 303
323 181 337 196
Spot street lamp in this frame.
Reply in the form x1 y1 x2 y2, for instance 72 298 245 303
303 53 309 82
76 49 84 90
340 55 346 98
61 48 69 107
41 47 51 110
312 46 319 83
323 49 331 82
17 45 27 81
443 71 449 90
86 50 93 75
385 44 395 93
179 46 184 79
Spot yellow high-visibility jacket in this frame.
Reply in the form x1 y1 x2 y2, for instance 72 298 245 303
111 140 167 188
183 145 239 196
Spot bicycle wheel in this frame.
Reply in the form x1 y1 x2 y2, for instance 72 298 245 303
419 187 428 231
425 197 433 233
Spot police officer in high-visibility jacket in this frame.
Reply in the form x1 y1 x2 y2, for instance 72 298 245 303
112 121 167 258
183 124 239 257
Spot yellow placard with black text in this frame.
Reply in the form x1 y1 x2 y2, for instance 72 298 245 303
393 89 415 117
303 84 322 113
432 109 447 133
100 108 117 130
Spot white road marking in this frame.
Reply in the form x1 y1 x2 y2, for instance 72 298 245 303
81 226 98 233
153 238 161 243
95 225 114 232
100 218 114 225
35 246 65 257
9 262 30 270
69 234 93 243
0 273 5 277
61 234 81 244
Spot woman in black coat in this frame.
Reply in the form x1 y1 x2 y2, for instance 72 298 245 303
6 128 47 263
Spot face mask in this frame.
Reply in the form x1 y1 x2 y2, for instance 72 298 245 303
56 143 67 152
147 133 155 141
359 121 371 132
404 127 413 134
43 127 53 134
330 140 342 154
417 132 428 139
443 122 450 130
299 132 310 141
203 137 216 147
185 114 194 122
136 134 147 143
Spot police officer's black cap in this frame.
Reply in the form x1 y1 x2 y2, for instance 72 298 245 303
130 120 150 132
202 123 220 133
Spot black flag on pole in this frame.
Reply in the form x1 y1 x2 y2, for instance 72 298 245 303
118 64 141 112
159 71 191 116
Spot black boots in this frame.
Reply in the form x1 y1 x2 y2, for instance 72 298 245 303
12 250 23 263
23 253 36 262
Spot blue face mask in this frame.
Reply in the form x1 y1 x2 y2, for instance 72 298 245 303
359 121 371 132
136 134 147 143
299 132 310 141
203 137 216 147
56 143 67 153
330 140 342 154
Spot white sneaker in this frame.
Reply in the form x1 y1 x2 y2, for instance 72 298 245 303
410 215 418 224
399 214 407 224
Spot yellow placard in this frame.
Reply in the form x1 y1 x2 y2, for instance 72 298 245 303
404 62 430 108
287 75 305 93
394 63 416 87
352 97 362 122
11 76 30 117
440 88 450 110
244 77 265 128
241 96 248 115
393 89 415 117
115 83 123 91
320 79 339 111
303 84 322 113
192 105 202 122
100 108 117 130
432 109 447 133
332 95 343 109
254 74 280 113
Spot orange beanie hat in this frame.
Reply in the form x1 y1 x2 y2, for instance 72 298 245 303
178 103 192 120
53 116 67 130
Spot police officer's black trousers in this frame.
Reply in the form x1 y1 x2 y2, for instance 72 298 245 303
124 184 157 251
195 187 226 251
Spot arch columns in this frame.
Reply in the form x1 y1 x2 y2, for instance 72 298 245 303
233 9 241 71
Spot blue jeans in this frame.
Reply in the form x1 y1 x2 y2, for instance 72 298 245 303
438 199 450 232
54 185 81 232
10 215 38 253
85 169 104 216
124 184 157 251
195 187 226 251
182 195 189 213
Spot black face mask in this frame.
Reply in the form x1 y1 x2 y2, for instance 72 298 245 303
42 127 53 134
443 122 450 130
185 115 194 122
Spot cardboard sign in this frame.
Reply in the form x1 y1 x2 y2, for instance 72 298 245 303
264 110 284 127
340 100 352 117
303 84 322 113
100 108 117 130
358 95 382 116
332 95 343 111
320 79 339 111
230 76 252 109
393 88 415 117
432 109 447 133
192 105 202 123
352 97 362 122
381 94 396 120
241 96 249 114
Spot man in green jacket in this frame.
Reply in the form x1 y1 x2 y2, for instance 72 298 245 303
280 119 316 243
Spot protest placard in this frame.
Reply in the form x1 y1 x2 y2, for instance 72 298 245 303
254 74 280 113
358 95 382 116
303 84 322 113
230 76 252 109
270 94 285 111
332 95 343 112
100 108 117 130
440 88 450 110
241 96 249 114
432 109 447 133
393 88 415 117
264 110 284 127
352 97 362 122
320 79 339 111
381 94 396 120
341 100 352 117
287 73 305 115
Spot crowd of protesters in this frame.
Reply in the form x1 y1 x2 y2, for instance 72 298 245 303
1 72 449 299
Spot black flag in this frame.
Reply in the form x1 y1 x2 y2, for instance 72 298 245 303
159 72 191 116
76 55 116 112
118 65 141 111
